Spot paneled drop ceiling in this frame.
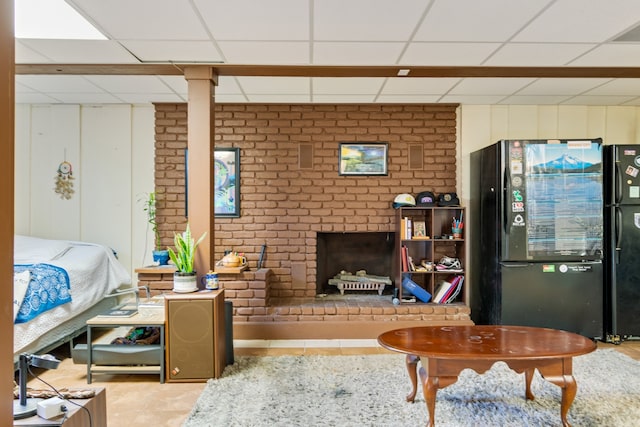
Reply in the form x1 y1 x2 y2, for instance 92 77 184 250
14 0 640 105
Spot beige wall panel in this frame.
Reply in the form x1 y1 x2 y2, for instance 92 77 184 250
30 105 81 240
506 105 539 139
586 106 607 142
557 105 589 138
489 105 509 142
604 106 637 145
80 105 133 273
131 105 156 269
537 106 559 138
14 104 30 234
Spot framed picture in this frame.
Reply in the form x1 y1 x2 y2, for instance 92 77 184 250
214 148 240 217
338 142 388 176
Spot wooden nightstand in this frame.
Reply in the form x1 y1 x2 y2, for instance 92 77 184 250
84 310 165 383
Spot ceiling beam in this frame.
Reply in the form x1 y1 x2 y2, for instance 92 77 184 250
15 63 640 78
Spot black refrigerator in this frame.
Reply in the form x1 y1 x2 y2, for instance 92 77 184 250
470 139 604 339
603 145 640 341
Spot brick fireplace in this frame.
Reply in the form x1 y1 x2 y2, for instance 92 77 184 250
316 231 395 295
152 103 472 338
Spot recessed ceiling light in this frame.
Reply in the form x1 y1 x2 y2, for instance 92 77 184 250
397 69 411 77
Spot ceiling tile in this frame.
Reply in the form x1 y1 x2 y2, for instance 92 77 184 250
111 93 186 104
439 95 507 104
376 94 442 103
561 95 638 105
450 78 536 95
15 93 60 103
313 94 376 103
69 0 209 39
484 43 596 66
46 92 123 103
314 0 427 41
312 78 385 95
414 0 550 42
381 78 461 95
236 77 310 94
15 40 52 62
313 42 405 65
246 94 311 103
583 79 640 96
121 40 223 62
195 0 308 40
499 95 574 105
513 0 640 43
517 78 613 95
16 75 103 93
401 42 501 65
17 39 138 63
569 44 640 66
217 41 309 64
84 76 174 93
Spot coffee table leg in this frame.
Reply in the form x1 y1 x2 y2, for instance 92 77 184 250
539 361 577 427
559 375 577 427
524 368 535 400
545 374 576 427
405 354 420 402
419 366 438 427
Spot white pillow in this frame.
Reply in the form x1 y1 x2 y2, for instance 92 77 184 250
14 235 72 264
13 270 30 321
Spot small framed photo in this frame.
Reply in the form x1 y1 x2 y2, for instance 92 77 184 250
214 148 240 217
338 142 388 176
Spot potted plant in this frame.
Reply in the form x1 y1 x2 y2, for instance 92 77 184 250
143 192 170 265
168 223 207 293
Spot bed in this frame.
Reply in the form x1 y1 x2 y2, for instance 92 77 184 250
13 235 133 363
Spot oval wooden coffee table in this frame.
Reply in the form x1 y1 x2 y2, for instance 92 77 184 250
378 325 596 427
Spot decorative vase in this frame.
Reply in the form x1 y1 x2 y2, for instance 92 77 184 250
173 272 198 293
152 249 170 266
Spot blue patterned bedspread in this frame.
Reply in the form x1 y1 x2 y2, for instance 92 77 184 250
14 264 72 324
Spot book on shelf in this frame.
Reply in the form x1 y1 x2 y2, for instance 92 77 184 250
433 276 463 303
401 245 409 272
444 276 464 303
98 308 138 318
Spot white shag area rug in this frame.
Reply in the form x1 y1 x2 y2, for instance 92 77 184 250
183 349 640 427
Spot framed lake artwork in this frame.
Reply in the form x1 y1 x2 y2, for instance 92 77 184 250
338 142 388 176
214 148 240 217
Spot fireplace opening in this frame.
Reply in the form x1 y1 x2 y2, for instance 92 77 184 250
316 232 396 295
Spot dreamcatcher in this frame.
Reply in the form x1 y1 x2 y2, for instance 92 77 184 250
54 160 75 200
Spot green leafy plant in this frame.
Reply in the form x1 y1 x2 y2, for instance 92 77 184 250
143 192 162 251
168 223 207 274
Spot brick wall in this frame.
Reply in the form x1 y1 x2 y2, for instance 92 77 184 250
154 103 458 299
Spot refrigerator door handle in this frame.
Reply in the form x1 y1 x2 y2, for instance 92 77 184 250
615 207 622 264
502 169 508 234
615 162 622 204
500 262 530 268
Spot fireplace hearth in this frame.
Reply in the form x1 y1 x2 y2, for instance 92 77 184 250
316 232 395 295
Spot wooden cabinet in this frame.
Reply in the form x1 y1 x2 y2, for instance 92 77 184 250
395 207 467 304
165 289 226 382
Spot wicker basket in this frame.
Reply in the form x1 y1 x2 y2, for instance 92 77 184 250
334 281 386 295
